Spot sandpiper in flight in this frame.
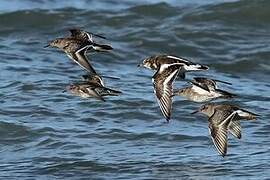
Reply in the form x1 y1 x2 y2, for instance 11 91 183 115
173 77 235 102
138 55 209 79
66 74 121 101
192 103 258 157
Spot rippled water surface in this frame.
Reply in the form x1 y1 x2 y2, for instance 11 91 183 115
0 0 269 179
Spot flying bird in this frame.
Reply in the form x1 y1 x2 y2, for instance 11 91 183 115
192 103 258 157
138 55 209 79
173 77 235 102
66 74 121 101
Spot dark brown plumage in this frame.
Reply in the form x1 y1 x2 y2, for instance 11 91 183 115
152 63 183 122
69 29 113 51
45 37 97 74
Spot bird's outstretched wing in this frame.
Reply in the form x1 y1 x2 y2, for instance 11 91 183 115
74 46 97 74
69 29 107 41
208 110 237 157
152 64 181 122
229 121 241 139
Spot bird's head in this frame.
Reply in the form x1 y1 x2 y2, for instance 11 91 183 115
176 88 186 96
191 103 215 117
137 56 157 70
65 84 78 93
44 38 64 49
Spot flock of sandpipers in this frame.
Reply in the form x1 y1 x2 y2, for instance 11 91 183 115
45 29 259 157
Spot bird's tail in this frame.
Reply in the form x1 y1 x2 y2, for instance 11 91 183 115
101 87 122 96
237 109 259 120
92 43 113 51
216 89 236 98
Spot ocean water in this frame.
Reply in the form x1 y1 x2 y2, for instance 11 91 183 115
0 0 269 179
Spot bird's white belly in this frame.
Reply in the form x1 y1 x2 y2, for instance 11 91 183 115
188 92 220 102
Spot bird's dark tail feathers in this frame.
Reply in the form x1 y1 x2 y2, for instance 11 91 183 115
216 89 236 98
93 43 113 51
102 87 122 96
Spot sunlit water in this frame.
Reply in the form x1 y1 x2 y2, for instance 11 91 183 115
0 0 269 179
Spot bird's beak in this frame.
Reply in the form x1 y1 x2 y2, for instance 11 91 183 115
62 89 67 93
171 90 180 97
101 75 120 80
190 110 199 114
81 74 89 80
187 81 193 85
44 44 50 48
137 64 143 67
200 65 209 70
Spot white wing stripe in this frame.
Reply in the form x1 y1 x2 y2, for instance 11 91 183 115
167 55 189 63
160 63 182 73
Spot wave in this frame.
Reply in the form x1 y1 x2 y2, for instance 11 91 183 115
182 0 270 26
